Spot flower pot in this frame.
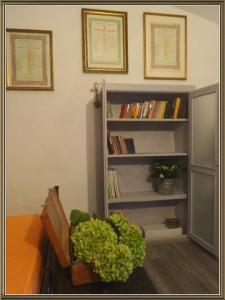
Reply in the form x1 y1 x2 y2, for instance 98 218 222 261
156 178 175 195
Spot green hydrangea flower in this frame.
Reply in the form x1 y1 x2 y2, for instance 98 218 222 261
94 243 134 282
71 219 118 263
119 223 146 268
107 213 128 234
70 213 146 282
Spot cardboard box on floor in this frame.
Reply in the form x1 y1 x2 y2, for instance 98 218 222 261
41 186 99 286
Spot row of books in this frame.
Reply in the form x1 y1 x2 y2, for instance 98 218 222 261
107 168 121 199
107 131 135 155
118 98 187 119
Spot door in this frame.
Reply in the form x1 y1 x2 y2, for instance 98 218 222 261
189 84 219 256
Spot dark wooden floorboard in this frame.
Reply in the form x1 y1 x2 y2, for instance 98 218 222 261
144 239 219 294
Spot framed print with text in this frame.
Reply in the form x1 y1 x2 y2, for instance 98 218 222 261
144 12 187 80
82 8 128 73
6 29 54 90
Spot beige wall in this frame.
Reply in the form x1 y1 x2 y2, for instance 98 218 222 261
6 4 220 220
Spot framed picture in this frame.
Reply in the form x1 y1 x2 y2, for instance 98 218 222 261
6 29 54 90
144 12 187 80
82 8 128 73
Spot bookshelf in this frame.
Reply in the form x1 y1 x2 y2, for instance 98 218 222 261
101 81 219 254
102 81 195 234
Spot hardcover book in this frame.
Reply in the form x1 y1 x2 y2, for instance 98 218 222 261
164 101 173 119
177 98 187 118
173 97 181 119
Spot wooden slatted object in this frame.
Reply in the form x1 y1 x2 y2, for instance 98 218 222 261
41 186 99 286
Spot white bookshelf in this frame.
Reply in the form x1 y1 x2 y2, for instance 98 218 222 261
102 81 195 233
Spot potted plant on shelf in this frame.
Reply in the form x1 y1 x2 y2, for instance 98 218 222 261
70 212 146 283
149 160 185 195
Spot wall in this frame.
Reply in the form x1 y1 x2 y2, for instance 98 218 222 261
5 4 220 220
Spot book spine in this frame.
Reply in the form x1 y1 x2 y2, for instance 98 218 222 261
113 169 121 198
154 101 160 119
140 102 145 118
109 169 116 198
173 97 181 119
153 102 157 119
124 138 131 154
137 102 143 118
107 169 114 198
158 101 164 119
143 101 149 118
140 101 145 118
107 171 113 199
119 136 127 154
131 103 137 118
127 138 135 154
177 99 187 118
119 104 125 118
149 100 156 119
115 136 122 154
123 104 129 119
161 101 168 119
134 103 140 119
111 136 119 154
107 131 113 154
164 100 172 119
107 137 113 154
147 100 153 118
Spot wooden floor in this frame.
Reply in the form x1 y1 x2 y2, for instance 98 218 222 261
144 239 219 294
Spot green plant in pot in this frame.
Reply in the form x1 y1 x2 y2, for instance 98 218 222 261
150 160 185 195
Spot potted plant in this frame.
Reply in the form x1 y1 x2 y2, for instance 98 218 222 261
149 160 185 195
70 212 146 283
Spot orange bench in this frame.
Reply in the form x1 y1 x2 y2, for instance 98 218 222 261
6 214 47 294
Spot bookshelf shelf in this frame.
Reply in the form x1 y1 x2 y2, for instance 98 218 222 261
108 152 188 158
107 118 188 122
108 191 187 204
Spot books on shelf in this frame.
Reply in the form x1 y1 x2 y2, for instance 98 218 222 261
117 98 187 120
107 168 121 199
107 130 135 155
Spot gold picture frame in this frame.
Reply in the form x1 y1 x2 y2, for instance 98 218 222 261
144 12 187 80
82 8 128 73
6 29 54 90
